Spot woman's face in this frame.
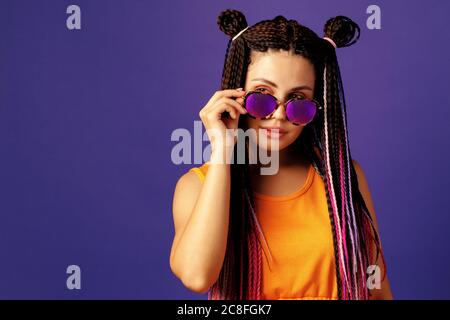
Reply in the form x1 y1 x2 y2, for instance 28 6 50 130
243 49 316 152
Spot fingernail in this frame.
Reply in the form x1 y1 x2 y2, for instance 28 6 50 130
236 87 243 91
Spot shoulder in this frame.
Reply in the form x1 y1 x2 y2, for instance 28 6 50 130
352 158 363 176
175 162 209 186
351 159 378 224
172 166 206 231
351 159 370 195
173 162 210 207
174 163 207 197
186 162 210 183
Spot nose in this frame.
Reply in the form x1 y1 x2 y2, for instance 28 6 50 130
271 101 287 121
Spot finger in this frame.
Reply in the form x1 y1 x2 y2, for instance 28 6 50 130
225 97 247 114
203 94 245 122
209 88 246 105
203 89 246 116
224 105 238 119
216 97 247 115
219 101 242 121
234 97 247 113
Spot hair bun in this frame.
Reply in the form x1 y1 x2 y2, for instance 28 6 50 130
323 16 360 48
217 9 248 39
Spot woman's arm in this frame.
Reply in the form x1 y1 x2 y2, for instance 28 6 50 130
170 88 246 293
169 148 233 293
352 159 394 300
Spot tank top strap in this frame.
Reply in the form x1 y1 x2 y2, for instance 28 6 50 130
189 162 210 183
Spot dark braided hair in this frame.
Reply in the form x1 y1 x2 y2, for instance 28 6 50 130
208 9 386 300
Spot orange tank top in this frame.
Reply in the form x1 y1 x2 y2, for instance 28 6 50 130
189 162 338 300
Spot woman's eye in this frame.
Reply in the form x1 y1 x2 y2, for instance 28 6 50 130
255 88 306 100
291 93 306 99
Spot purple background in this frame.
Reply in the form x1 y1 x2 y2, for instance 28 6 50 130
0 0 449 299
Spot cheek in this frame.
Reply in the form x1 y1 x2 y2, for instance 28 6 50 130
286 123 304 139
277 125 303 149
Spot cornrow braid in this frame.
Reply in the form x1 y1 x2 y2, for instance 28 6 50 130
217 9 249 90
208 9 386 300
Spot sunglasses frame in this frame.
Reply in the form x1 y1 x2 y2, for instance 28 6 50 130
242 90 323 126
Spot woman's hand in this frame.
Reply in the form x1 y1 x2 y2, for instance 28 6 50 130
199 88 247 151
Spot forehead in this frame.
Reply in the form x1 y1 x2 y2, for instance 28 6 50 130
245 49 316 88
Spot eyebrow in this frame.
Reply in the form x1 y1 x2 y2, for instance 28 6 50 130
251 78 313 91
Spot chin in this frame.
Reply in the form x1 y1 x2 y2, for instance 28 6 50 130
244 122 302 153
255 137 295 152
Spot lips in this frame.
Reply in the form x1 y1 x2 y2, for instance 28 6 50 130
260 126 287 133
259 126 287 139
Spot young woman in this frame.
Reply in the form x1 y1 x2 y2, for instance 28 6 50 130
170 9 393 300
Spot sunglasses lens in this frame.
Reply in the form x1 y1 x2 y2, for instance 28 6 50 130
245 93 277 118
286 99 317 124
